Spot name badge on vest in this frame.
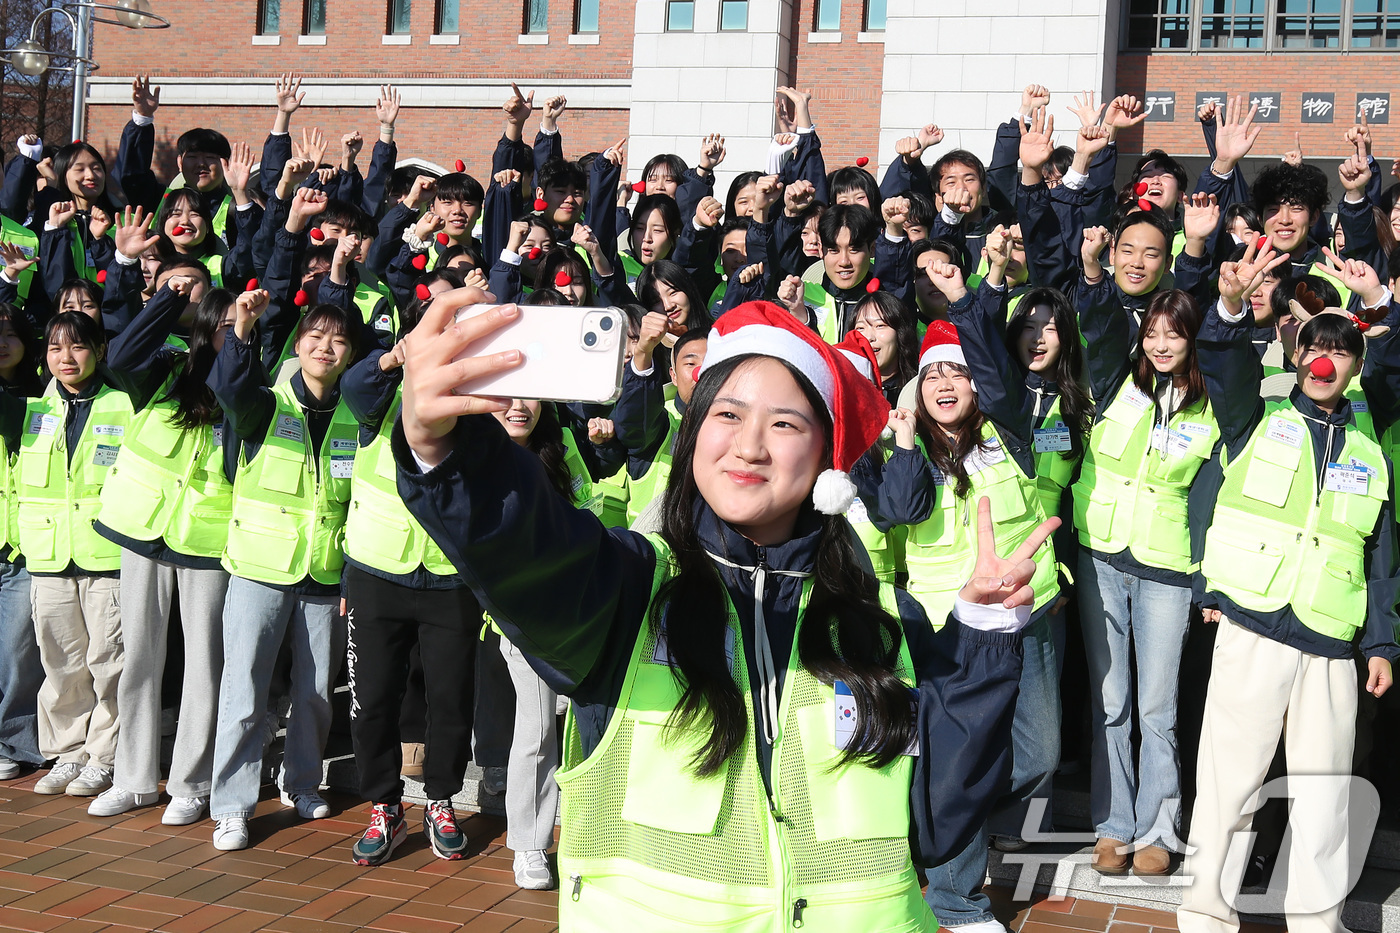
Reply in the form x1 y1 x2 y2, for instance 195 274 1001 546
1178 421 1211 439
1265 416 1305 449
846 496 870 524
212 425 224 447
1122 385 1152 413
92 424 123 438
27 413 57 436
92 444 119 467
965 439 1007 473
834 680 919 756
1349 456 1378 476
1033 422 1072 453
1352 401 1369 414
273 415 304 443
1150 425 1192 458
1325 463 1368 495
329 455 354 479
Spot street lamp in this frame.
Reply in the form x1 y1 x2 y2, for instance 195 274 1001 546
1 2 170 141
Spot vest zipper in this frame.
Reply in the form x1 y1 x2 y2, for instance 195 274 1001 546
569 872 581 901
792 897 807 926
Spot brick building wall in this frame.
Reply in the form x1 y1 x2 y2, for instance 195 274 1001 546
1114 52 1399 159
788 0 886 170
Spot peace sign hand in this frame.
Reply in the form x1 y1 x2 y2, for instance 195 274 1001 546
957 497 1061 612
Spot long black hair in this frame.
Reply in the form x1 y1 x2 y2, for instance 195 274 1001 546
636 259 713 331
1133 290 1207 415
0 302 41 396
1006 287 1093 459
160 288 234 431
51 142 117 214
654 354 917 776
536 247 593 303
852 291 919 397
524 402 576 502
913 361 993 499
156 188 216 260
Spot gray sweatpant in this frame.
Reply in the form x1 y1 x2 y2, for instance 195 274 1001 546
500 636 559 851
112 550 229 797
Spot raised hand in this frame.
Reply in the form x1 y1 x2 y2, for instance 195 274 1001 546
540 94 567 133
400 290 524 466
376 84 401 126
916 123 944 151
1282 132 1303 167
1104 94 1146 137
341 131 364 168
1213 94 1262 173
223 141 255 198
694 196 723 229
784 179 816 216
404 174 437 210
882 195 911 235
0 241 36 280
132 75 160 117
504 82 534 126
1018 106 1055 171
233 288 272 341
984 224 1013 283
1020 84 1051 116
1218 235 1290 311
379 340 408 373
1317 246 1386 307
926 259 968 303
943 186 976 215
1075 124 1111 165
587 418 616 445
571 222 600 253
1346 105 1373 157
462 267 488 292
776 86 814 129
287 187 329 230
293 126 328 168
887 408 917 450
506 219 529 253
752 176 783 218
1182 192 1221 243
1338 134 1372 195
1081 225 1110 279
276 72 305 114
413 210 445 241
776 274 806 320
48 200 76 229
89 206 113 241
957 497 1061 610
1197 98 1218 124
698 132 726 171
1068 91 1105 129
737 262 765 285
604 137 627 167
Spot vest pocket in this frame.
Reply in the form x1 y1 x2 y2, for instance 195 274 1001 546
1138 498 1189 567
345 498 412 564
1241 438 1299 507
1299 554 1366 628
258 448 305 497
1203 524 1285 597
226 514 300 573
105 466 165 530
1093 411 1136 460
17 513 54 562
620 717 726 835
19 452 49 490
795 703 911 842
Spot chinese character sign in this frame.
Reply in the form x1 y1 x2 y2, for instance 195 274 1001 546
1195 92 1226 119
1249 92 1282 123
1301 93 1335 124
1144 91 1176 122
1357 93 1390 125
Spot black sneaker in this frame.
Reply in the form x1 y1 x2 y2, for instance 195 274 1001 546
351 803 406 866
423 799 467 860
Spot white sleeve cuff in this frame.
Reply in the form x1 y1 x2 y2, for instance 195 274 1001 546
983 279 1006 292
411 449 436 474
796 124 815 135
1061 168 1089 190
1364 287 1394 311
1212 166 1235 180
767 136 800 174
236 201 253 212
537 126 558 137
0 271 13 285
883 230 907 243
16 137 42 161
1012 112 1030 125
499 249 522 267
630 359 655 377
115 251 139 266
939 205 965 226
1344 192 1366 204
693 217 709 232
271 130 288 137
951 595 1031 633
42 222 58 232
1216 296 1250 324
131 112 154 127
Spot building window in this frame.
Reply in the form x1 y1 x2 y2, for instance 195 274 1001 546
575 0 599 32
1125 0 1192 48
389 0 411 33
815 0 841 29
864 0 886 30
1352 0 1400 46
1199 0 1264 47
1275 0 1342 46
437 0 459 32
304 0 326 34
524 0 548 32
666 0 694 29
258 0 281 33
720 0 748 28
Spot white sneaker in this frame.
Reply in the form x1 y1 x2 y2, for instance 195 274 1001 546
213 817 249 851
0 758 19 780
945 921 1008 933
162 796 208 826
87 786 158 816
280 790 330 819
513 849 554 890
65 765 114 797
33 761 82 795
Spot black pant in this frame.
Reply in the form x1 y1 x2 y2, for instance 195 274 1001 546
345 564 480 805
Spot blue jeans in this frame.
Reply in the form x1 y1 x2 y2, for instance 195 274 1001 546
210 576 343 820
924 610 1060 926
1077 553 1191 848
0 560 41 765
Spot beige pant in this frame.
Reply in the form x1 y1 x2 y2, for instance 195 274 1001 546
1180 617 1357 933
32 575 123 768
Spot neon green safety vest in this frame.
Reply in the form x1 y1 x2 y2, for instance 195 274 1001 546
1 215 38 303
221 381 358 586
17 385 134 573
0 434 17 556
344 387 454 577
1345 384 1375 442
1031 395 1081 523
556 532 933 933
847 494 905 585
159 182 232 243
1202 403 1387 641
199 250 224 288
355 276 398 345
802 280 841 344
904 423 1058 628
594 467 630 529
707 280 727 317
1071 379 1219 573
626 399 681 526
67 218 111 284
97 389 232 559
560 421 601 515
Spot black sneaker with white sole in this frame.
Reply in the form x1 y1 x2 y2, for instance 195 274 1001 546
351 803 406 866
423 800 467 860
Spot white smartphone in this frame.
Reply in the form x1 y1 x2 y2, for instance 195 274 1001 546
451 304 627 404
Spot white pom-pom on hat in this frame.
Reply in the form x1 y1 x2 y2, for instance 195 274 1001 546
812 469 857 516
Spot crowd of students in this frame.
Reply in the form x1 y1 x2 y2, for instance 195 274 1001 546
0 70 1396 933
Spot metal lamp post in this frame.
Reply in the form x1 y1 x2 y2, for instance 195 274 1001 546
2 1 170 140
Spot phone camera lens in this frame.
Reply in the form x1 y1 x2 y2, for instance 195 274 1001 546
599 316 614 331
583 331 598 347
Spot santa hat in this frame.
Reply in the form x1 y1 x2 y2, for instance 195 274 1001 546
834 330 882 390
918 320 966 372
704 301 891 515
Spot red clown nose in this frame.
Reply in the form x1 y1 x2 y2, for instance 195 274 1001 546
412 254 428 270
527 247 542 260
454 159 466 173
865 277 881 294
437 232 450 246
415 283 432 301
1136 198 1152 212
1309 356 1336 380
1135 181 1149 197
171 225 187 236
534 198 548 212
293 290 309 307
246 278 259 291
856 157 869 167
96 270 107 284
309 228 325 241
554 271 572 287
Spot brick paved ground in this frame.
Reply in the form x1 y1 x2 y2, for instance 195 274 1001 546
0 771 1270 933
